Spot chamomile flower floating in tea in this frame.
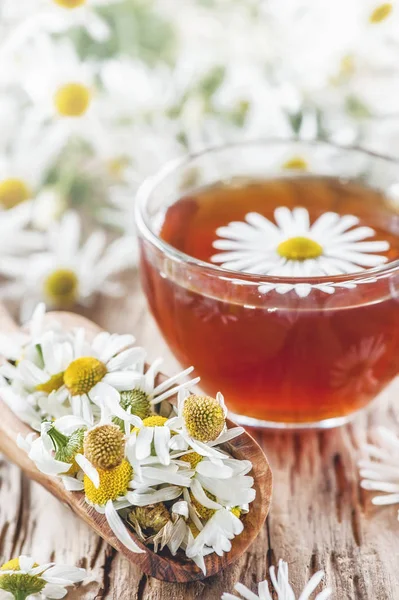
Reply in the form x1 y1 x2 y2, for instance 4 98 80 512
359 427 399 508
0 555 86 600
221 559 331 600
212 207 390 297
7 304 255 572
0 211 136 319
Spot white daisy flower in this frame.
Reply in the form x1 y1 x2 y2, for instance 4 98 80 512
221 559 331 600
179 452 255 510
51 328 145 424
3 330 73 397
186 506 244 561
1 0 118 44
170 390 245 459
0 211 137 320
0 114 66 212
0 203 43 264
18 39 106 147
211 207 390 298
17 420 86 483
359 426 399 508
0 554 86 600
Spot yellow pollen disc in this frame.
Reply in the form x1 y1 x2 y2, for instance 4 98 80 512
190 491 216 520
369 3 393 23
277 236 323 261
35 372 65 394
131 415 168 434
183 395 225 443
44 268 79 308
84 459 133 506
54 83 91 117
282 156 308 171
231 507 242 518
180 452 203 469
53 0 86 7
0 178 31 209
64 356 107 396
1 559 21 571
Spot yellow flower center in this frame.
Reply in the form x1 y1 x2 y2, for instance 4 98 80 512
53 0 86 7
0 559 44 597
131 415 168 434
84 424 125 470
1 559 22 571
142 415 168 427
369 3 393 23
54 83 91 117
0 178 31 209
180 452 203 469
84 459 133 506
44 268 79 307
230 507 242 518
64 356 107 396
35 372 65 394
277 236 323 261
282 156 308 171
183 395 225 443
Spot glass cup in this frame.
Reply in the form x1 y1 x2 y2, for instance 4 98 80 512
135 140 399 429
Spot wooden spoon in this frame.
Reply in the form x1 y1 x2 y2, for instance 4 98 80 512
0 305 272 583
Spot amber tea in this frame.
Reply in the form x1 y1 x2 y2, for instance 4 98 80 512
139 173 399 427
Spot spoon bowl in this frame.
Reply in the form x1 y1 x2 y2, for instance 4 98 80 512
0 306 272 582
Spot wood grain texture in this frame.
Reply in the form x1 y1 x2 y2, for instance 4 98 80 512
1 274 399 598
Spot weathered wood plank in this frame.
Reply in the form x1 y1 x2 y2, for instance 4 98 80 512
1 274 399 598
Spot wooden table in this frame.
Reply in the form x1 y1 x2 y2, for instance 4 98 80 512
1 273 398 599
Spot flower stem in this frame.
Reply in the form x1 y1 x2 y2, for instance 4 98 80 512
13 592 29 600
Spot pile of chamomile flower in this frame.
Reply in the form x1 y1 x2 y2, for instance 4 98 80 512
0 304 255 574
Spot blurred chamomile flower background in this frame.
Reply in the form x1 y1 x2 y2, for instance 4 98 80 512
0 0 398 317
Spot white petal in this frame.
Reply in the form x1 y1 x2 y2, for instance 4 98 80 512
172 500 189 518
105 500 145 553
127 486 182 506
75 454 99 488
136 426 154 460
153 426 171 465
190 479 222 509
41 584 68 599
19 555 35 572
234 582 260 600
61 476 84 491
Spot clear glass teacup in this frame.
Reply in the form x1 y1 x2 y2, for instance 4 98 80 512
136 140 399 428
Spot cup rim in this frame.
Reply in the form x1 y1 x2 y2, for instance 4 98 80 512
135 138 399 285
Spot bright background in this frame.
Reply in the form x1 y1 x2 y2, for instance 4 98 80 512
0 0 398 318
